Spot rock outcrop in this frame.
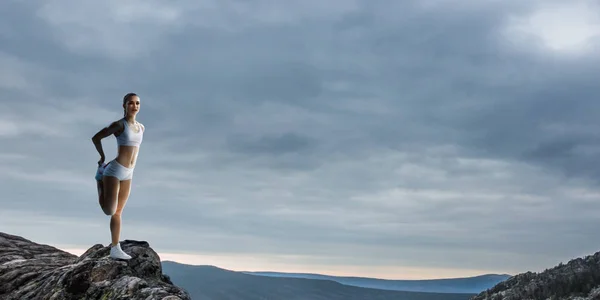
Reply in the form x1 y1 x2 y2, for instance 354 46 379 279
0 232 191 300
470 250 600 300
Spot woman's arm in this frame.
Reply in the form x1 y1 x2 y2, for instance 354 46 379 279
91 121 122 164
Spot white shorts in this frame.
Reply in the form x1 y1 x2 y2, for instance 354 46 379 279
102 160 134 181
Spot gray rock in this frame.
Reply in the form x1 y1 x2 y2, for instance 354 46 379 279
0 232 191 300
470 251 600 300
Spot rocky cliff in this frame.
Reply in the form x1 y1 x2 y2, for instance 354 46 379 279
471 250 600 300
0 232 191 300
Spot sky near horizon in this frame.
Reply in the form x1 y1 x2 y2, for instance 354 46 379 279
1 0 600 280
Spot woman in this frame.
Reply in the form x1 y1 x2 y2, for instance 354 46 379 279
91 92 144 260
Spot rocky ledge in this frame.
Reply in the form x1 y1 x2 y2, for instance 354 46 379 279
470 250 600 300
0 232 191 300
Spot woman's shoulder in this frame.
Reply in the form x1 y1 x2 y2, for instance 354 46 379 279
109 118 126 133
136 120 145 132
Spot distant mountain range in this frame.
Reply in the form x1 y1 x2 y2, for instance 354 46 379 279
241 271 511 294
162 261 479 300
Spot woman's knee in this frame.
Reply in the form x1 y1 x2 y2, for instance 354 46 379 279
101 194 119 215
102 203 117 216
113 209 124 217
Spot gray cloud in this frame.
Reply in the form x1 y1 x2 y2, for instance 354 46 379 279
1 0 600 278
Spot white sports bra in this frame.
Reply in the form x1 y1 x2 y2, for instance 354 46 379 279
115 118 143 147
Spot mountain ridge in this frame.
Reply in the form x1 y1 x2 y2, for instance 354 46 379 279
238 268 510 293
470 249 600 300
239 270 512 282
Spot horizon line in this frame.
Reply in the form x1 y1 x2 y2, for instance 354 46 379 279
58 246 514 281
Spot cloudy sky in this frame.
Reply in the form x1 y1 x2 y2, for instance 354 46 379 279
2 0 600 280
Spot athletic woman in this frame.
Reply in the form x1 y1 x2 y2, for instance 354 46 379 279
91 93 144 260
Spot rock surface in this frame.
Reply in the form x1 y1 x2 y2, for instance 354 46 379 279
470 250 600 300
0 232 191 300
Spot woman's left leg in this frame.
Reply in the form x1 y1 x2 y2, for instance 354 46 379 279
111 178 131 246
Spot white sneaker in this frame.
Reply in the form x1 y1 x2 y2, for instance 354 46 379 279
110 243 132 260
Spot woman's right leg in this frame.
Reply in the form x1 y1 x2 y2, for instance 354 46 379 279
98 160 132 259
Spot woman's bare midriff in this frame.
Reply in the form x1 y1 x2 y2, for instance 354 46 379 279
115 145 139 168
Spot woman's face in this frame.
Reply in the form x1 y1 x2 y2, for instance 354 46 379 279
125 96 141 116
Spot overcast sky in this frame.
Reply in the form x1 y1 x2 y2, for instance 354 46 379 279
2 0 600 280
